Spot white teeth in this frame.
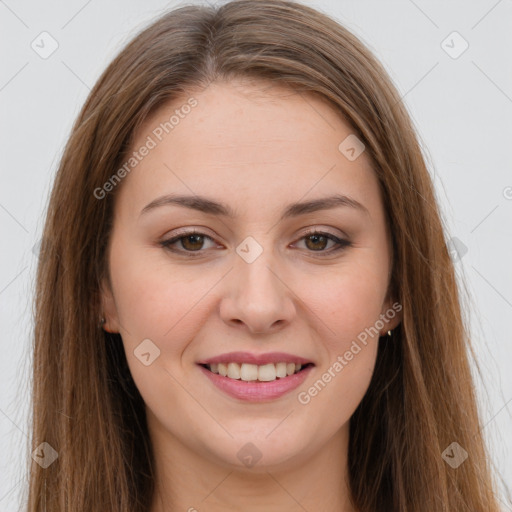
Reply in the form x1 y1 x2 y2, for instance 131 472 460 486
240 363 258 381
227 362 240 379
206 361 307 381
276 362 287 378
218 363 228 377
258 363 276 381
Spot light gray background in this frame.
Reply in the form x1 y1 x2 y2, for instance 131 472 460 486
1 0 511 510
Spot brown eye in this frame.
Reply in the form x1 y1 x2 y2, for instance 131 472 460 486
180 234 206 251
160 229 351 257
304 233 330 251
294 230 350 255
160 231 217 254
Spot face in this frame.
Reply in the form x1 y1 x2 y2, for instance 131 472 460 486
101 79 401 471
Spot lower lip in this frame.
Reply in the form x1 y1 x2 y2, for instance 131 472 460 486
198 364 314 402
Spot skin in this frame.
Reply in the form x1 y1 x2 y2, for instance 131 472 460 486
101 79 402 512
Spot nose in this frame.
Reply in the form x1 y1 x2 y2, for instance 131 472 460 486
219 248 296 335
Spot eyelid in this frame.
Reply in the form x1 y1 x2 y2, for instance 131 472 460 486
159 228 218 251
292 228 350 254
298 226 348 240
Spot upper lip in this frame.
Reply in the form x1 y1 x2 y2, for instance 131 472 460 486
197 351 314 366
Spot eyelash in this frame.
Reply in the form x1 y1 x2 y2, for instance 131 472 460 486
159 228 351 257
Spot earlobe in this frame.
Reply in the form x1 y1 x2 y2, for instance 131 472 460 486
99 277 120 333
380 297 403 337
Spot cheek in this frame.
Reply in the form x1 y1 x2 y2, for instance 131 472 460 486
108 248 211 420
309 261 388 344
297 273 381 426
296 258 386 407
108 241 211 354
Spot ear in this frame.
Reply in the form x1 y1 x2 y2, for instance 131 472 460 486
99 276 120 333
379 294 403 336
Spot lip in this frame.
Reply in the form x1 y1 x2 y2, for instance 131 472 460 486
197 351 314 366
198 363 314 402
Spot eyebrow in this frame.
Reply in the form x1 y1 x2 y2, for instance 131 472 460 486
139 193 369 221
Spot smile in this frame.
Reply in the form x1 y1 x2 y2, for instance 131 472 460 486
198 362 314 402
201 362 313 382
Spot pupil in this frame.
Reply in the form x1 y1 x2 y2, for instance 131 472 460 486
183 234 203 250
306 234 327 251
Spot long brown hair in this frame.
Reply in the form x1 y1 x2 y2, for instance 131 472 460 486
26 0 503 510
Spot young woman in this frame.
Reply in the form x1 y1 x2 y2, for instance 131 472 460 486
27 0 503 510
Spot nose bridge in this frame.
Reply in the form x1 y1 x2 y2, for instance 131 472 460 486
220 235 295 333
235 235 284 305
238 246 279 300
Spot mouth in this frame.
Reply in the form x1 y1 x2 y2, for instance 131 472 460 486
198 361 315 383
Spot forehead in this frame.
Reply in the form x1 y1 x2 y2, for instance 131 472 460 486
116 79 382 222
